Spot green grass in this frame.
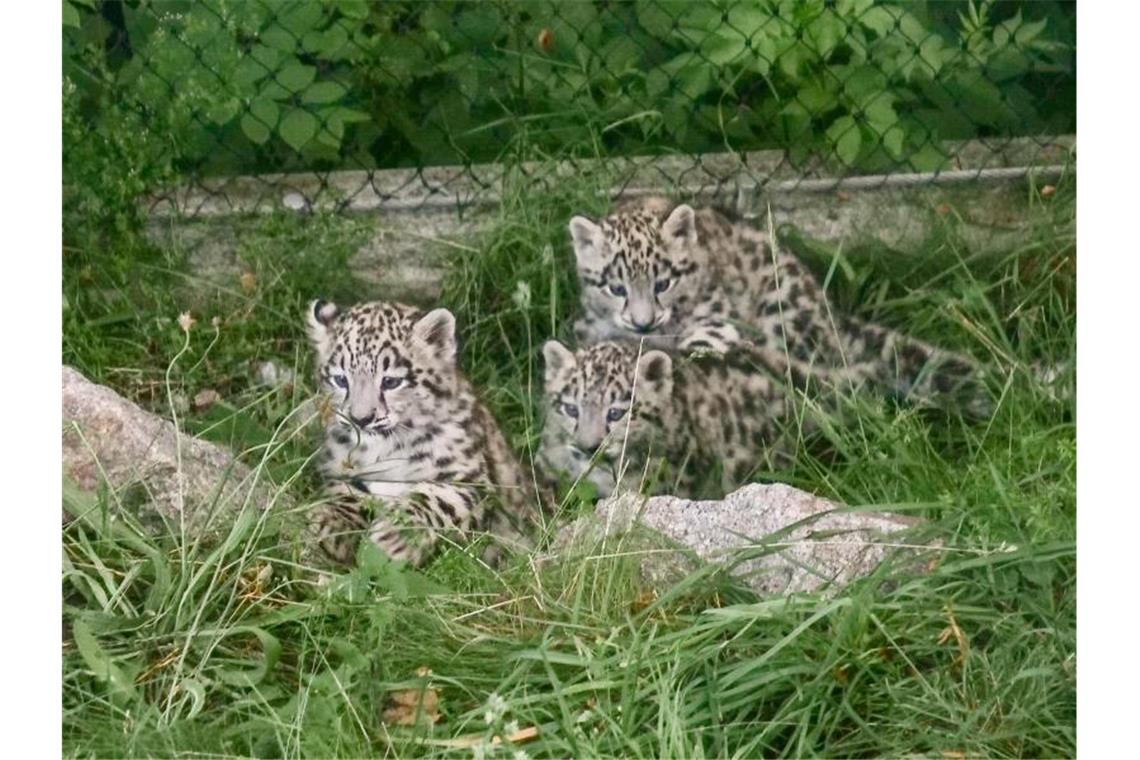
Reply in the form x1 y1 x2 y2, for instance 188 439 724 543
62 167 1075 758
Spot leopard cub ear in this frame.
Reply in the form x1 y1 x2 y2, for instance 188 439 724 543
410 308 457 363
568 215 605 269
306 299 340 360
542 340 577 390
661 204 697 249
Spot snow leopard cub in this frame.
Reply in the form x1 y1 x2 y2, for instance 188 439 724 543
306 299 536 567
538 339 808 499
568 196 993 417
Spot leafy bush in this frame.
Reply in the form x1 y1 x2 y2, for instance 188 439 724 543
63 0 1073 182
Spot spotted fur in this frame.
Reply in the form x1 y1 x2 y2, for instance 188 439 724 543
569 197 993 417
305 299 535 567
538 340 804 499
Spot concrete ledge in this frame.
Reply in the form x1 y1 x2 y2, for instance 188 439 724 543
143 136 1074 304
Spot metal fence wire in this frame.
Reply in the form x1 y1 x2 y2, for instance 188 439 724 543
62 0 1075 217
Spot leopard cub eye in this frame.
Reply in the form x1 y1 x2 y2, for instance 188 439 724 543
331 374 348 389
654 278 672 294
608 283 628 298
381 376 404 391
561 402 579 419
606 407 627 422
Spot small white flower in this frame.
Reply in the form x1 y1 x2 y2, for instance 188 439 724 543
177 311 196 332
512 281 532 310
512 751 530 760
504 720 519 736
471 743 488 760
483 692 508 724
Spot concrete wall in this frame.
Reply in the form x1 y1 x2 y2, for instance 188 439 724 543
145 136 1074 303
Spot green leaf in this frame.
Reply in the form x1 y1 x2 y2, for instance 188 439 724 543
994 10 1021 47
316 106 347 148
951 70 1012 127
206 98 240 126
279 108 319 151
250 99 280 130
1015 17 1049 47
881 124 905 158
175 678 207 720
751 34 778 75
317 122 343 150
726 3 778 36
261 25 298 53
250 44 282 73
210 626 283 687
454 5 503 46
373 37 430 83
906 141 950 172
884 7 927 42
778 101 812 142
703 31 748 66
240 114 271 145
303 23 351 59
843 65 888 104
777 41 807 81
329 639 369 672
986 47 1030 82
917 36 948 78
276 63 317 94
646 67 671 98
858 6 898 37
334 0 369 20
673 3 723 37
836 0 874 17
804 10 844 60
71 617 137 700
794 80 837 115
234 56 271 88
658 52 713 100
302 81 347 105
863 93 898 132
277 1 324 36
827 115 862 165
63 0 80 28
596 36 642 75
259 80 292 101
636 0 676 37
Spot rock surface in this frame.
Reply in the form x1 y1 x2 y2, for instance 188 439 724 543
554 483 934 596
62 366 290 531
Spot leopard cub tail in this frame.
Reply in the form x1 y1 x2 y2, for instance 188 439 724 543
842 316 995 419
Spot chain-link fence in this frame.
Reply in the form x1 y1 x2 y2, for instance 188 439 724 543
62 0 1074 220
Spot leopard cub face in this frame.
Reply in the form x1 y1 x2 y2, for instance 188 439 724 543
540 340 674 496
306 299 459 438
569 202 703 346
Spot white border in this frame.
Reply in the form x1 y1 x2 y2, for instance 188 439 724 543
4 2 63 754
1077 2 1139 755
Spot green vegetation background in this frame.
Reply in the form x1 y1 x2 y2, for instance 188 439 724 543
62 1 1075 756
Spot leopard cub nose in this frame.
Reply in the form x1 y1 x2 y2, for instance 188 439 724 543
350 413 375 428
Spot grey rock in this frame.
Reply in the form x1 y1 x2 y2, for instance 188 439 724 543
62 366 291 532
552 483 935 596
